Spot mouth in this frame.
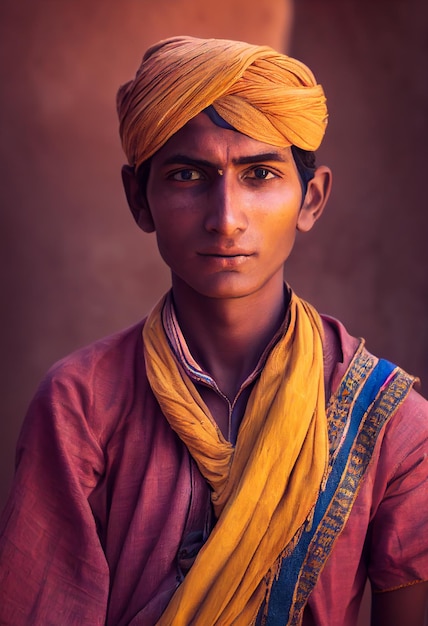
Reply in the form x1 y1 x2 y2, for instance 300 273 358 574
197 249 254 258
196 250 254 269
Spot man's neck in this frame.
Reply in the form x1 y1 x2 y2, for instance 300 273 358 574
170 280 289 401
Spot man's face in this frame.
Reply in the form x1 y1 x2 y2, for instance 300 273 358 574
145 113 310 301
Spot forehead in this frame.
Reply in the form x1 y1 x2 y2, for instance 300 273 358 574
150 112 293 165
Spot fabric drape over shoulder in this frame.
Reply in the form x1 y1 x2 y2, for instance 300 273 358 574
116 36 328 171
143 292 329 625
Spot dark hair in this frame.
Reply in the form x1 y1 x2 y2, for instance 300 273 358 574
291 146 316 199
136 159 152 198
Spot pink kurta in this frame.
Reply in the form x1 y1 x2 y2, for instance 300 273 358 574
0 314 427 625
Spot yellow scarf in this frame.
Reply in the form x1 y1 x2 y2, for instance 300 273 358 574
143 292 328 625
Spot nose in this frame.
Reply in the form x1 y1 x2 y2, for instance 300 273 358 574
203 176 248 235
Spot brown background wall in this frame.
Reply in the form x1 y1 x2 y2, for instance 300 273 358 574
1 2 427 622
289 0 428 394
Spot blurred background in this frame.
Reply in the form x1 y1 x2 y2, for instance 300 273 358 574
1 2 427 622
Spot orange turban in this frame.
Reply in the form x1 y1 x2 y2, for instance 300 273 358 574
117 36 328 171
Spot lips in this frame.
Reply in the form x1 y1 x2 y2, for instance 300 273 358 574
197 249 254 257
196 249 254 270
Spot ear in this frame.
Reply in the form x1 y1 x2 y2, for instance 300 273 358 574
121 164 155 233
297 165 332 233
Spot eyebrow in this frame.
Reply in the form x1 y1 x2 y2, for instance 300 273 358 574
160 152 290 168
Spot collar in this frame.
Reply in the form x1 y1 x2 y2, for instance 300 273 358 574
161 290 291 399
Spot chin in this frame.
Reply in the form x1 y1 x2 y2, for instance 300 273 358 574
184 275 271 301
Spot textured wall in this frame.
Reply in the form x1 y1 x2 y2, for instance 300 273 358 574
288 0 428 394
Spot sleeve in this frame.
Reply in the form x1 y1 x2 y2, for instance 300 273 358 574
0 364 110 625
367 388 428 593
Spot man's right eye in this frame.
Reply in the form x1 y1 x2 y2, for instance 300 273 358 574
170 169 203 181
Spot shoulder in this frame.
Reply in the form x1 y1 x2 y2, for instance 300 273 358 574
320 315 428 591
321 313 427 400
321 312 428 458
24 319 151 443
322 316 428 460
42 319 148 395
320 314 360 394
373 385 428 486
46 319 147 381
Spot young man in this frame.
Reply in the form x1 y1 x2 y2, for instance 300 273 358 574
0 36 427 626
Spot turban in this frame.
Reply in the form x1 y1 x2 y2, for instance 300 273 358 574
117 36 328 171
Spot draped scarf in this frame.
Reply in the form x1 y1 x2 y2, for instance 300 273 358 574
142 291 328 625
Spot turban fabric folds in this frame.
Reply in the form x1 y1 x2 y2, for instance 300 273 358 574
117 36 328 171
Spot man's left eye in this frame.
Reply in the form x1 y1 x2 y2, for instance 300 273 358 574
247 167 275 180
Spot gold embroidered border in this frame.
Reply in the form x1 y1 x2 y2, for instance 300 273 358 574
288 360 415 625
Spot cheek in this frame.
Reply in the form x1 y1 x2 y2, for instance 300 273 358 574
146 194 180 233
259 198 301 237
154 231 181 272
147 181 199 227
258 183 302 215
256 206 300 260
151 209 193 264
